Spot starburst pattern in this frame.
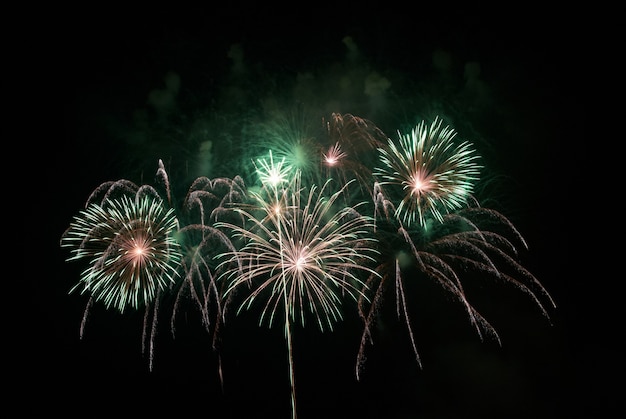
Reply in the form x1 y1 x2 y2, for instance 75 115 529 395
251 105 324 186
253 150 293 188
375 116 482 228
322 113 387 192
216 170 379 419
61 194 182 313
217 174 378 330
322 142 348 167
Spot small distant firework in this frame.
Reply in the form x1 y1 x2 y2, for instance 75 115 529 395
375 116 481 228
60 194 182 313
250 105 325 187
322 113 388 193
253 150 293 188
322 142 348 167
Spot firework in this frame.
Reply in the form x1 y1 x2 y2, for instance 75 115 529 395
375 116 482 228
61 194 182 313
216 167 379 419
250 105 325 187
172 174 248 346
356 196 556 380
322 113 388 193
252 150 293 189
62 161 189 371
354 117 553 379
217 175 378 330
60 107 555 418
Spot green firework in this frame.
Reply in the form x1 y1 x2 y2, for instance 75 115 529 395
375 116 482 228
61 194 182 313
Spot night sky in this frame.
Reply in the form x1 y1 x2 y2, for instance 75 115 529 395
22 5 597 418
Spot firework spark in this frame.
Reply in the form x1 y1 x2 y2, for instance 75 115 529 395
356 195 556 380
322 113 388 193
216 169 379 419
250 105 325 187
217 174 378 330
172 175 247 347
61 194 182 313
375 116 482 228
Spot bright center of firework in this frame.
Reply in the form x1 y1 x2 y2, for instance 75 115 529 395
325 156 337 165
413 179 424 191
267 171 284 186
410 173 431 194
127 233 151 264
130 244 149 265
295 256 306 271
124 241 150 268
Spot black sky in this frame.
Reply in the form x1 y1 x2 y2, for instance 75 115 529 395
18 5 596 418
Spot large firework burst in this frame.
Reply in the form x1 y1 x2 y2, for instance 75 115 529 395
60 161 184 371
217 174 378 331
61 193 182 313
375 116 482 228
61 160 245 374
215 165 379 419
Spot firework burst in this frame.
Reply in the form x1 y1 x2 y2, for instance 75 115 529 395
250 105 325 187
322 113 388 194
216 168 379 419
61 161 255 376
61 194 182 313
354 117 553 380
217 174 378 330
375 116 482 228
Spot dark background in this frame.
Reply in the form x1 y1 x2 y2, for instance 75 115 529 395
18 4 596 418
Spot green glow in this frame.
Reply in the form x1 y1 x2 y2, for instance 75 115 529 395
62 113 555 419
254 150 291 187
